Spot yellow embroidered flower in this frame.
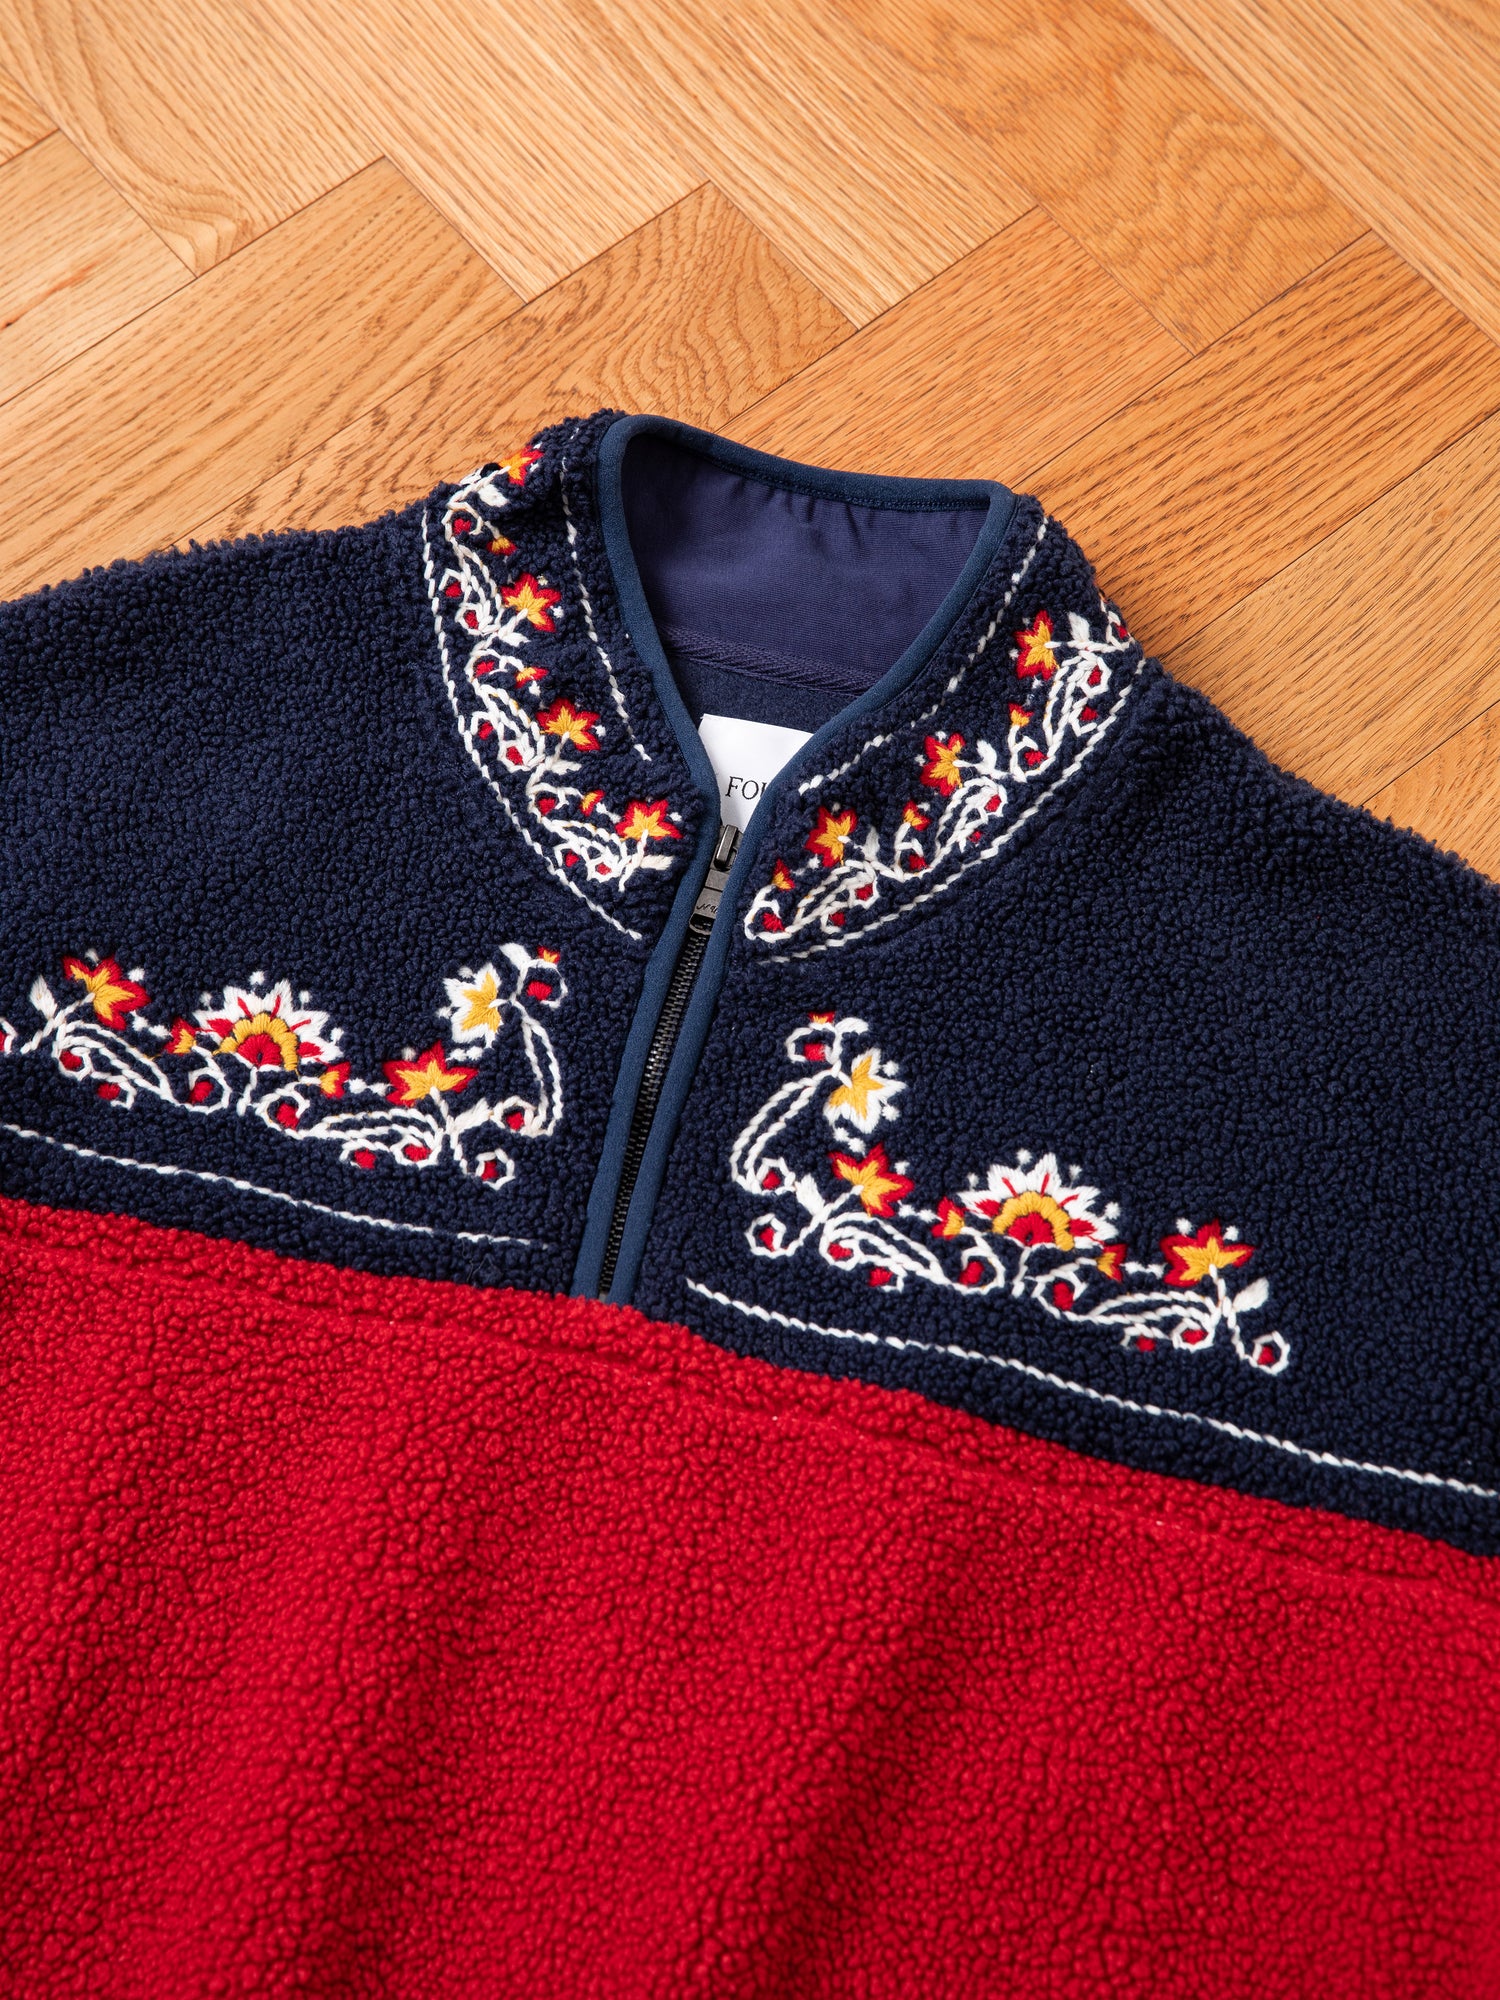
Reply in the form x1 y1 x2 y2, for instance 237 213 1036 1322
383 1042 476 1106
196 979 340 1072
827 1052 890 1126
805 806 856 868
1160 1221 1253 1288
829 1143 913 1217
1015 610 1059 680
501 573 561 632
452 967 503 1037
919 734 965 797
989 1188 1078 1249
537 698 599 751
63 955 149 1030
615 798 680 843
497 445 542 486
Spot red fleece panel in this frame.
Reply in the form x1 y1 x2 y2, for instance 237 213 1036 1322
1 1196 1498 1996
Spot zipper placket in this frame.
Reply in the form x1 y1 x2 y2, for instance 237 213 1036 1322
597 820 741 1295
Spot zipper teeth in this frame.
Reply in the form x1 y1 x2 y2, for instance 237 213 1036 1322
597 918 711 1296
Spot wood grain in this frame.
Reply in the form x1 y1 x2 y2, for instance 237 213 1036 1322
0 60 50 163
843 0 1362 350
734 207 1185 479
1129 0 1500 347
1165 409 1500 804
1032 236 1500 656
551 0 1033 324
190 186 852 546
0 131 188 403
1367 704 1500 884
0 162 521 598
0 0 378 271
250 0 699 299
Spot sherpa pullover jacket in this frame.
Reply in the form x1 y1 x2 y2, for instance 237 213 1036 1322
1 410 1498 1995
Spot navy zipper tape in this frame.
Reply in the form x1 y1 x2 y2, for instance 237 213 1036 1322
578 414 1020 1305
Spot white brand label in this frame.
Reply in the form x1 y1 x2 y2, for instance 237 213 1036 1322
697 713 813 830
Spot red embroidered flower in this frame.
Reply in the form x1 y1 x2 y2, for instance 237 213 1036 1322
805 807 856 869
919 734 964 796
1015 610 1059 680
161 1017 198 1056
932 1196 966 1239
537 697 599 751
383 1043 476 1106
615 798 680 843
1160 1221 1253 1287
497 445 542 486
62 955 148 1030
501 574 561 632
829 1143 913 1218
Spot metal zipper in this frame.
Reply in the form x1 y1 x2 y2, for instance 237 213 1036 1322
597 819 741 1296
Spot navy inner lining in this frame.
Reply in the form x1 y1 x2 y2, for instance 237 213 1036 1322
620 433 988 731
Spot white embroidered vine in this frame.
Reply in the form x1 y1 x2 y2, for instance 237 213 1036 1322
0 943 568 1197
747 602 1137 948
729 1014 1289 1373
426 465 683 908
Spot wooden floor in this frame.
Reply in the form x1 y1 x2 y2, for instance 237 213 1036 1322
3 0 1500 875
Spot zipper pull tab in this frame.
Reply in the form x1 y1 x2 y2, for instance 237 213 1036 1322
690 821 741 931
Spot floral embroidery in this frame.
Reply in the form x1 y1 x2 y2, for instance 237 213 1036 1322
728 1015 1288 1373
0 944 568 1195
501 574 561 631
746 597 1138 951
61 954 149 1030
423 464 686 929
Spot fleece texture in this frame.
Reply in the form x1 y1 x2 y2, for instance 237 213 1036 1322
2 411 1499 1989
2 1195 1499 1998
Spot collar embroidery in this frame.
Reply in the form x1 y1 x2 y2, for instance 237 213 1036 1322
745 517 1146 958
0 944 567 1198
421 453 687 941
729 1013 1288 1373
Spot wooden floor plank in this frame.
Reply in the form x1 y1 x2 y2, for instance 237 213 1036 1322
0 162 521 599
1032 236 1500 656
551 0 1033 324
1165 409 1500 805
733 207 1185 479
0 60 50 164
1129 0 1500 347
0 131 189 404
1367 704 1500 884
190 186 852 546
0 0 379 271
842 0 1362 350
250 0 699 299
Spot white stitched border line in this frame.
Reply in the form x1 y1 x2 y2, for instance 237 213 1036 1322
796 516 1049 798
911 515 1049 730
560 468 650 764
685 1281 1500 1503
420 510 644 942
0 1120 548 1252
766 657 1145 962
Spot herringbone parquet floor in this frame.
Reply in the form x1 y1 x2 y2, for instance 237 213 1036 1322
3 0 1499 875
